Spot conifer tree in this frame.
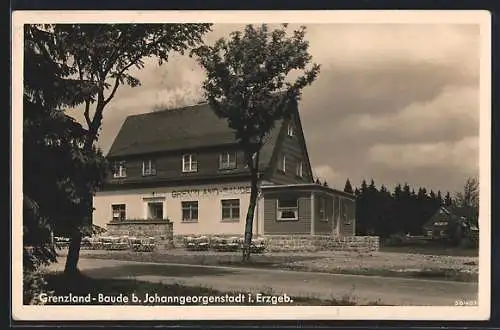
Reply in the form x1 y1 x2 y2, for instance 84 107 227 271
343 178 354 194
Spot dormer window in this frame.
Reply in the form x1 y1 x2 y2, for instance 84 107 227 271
287 123 295 137
112 161 127 178
279 155 287 173
219 152 237 170
142 159 157 176
182 154 198 173
296 160 303 177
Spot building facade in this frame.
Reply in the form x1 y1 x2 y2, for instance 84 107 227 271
93 101 356 239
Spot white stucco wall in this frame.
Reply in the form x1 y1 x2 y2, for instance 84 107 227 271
93 181 264 236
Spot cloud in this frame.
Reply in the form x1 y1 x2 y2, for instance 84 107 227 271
64 22 481 193
368 136 479 174
355 85 479 143
312 164 339 183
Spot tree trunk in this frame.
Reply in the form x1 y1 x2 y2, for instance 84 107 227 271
64 227 82 275
64 129 99 275
242 168 259 262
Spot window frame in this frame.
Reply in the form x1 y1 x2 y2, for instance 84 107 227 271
221 199 240 222
111 204 126 222
147 201 163 220
318 197 328 222
112 161 127 178
296 160 303 177
142 159 157 176
219 152 237 170
279 154 287 173
276 197 299 221
181 201 199 222
182 154 198 173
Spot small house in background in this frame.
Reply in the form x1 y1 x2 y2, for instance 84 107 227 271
422 205 478 241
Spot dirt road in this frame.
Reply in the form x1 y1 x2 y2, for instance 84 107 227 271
51 257 478 306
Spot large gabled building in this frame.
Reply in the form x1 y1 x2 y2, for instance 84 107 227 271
92 100 356 240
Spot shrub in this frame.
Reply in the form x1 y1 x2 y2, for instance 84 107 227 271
383 234 405 246
459 237 478 249
23 268 54 305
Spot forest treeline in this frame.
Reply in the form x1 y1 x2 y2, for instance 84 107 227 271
341 177 479 238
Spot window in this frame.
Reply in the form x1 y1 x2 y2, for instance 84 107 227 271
279 155 287 172
182 201 198 222
427 230 433 237
296 160 303 177
287 123 295 136
277 197 298 221
112 161 127 178
142 159 157 176
319 197 328 222
182 154 198 173
342 199 355 225
219 152 237 170
147 202 163 220
221 199 240 221
112 204 126 221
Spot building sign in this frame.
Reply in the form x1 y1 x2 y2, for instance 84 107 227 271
172 185 252 198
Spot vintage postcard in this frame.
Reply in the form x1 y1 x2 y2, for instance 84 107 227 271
12 10 491 321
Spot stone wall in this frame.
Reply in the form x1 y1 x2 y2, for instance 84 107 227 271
172 234 379 253
264 235 379 253
172 234 245 247
106 220 174 248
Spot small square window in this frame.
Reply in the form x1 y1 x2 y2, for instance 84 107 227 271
219 152 237 170
277 197 298 221
112 204 126 221
182 201 199 222
112 161 127 178
182 154 198 173
142 159 157 176
147 202 163 220
221 199 240 221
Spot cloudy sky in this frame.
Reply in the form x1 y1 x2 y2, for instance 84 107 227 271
70 23 481 194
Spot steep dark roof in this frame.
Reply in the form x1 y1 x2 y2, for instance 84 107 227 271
107 102 284 167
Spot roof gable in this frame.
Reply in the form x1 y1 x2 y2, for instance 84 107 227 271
264 103 314 183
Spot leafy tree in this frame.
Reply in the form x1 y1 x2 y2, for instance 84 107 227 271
28 23 212 274
191 24 320 261
343 178 354 194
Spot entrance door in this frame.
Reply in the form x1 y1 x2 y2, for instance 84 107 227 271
148 202 164 220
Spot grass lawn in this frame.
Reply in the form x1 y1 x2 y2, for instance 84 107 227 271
74 248 478 283
34 271 384 306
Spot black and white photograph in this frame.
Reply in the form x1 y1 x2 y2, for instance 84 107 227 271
12 10 491 321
